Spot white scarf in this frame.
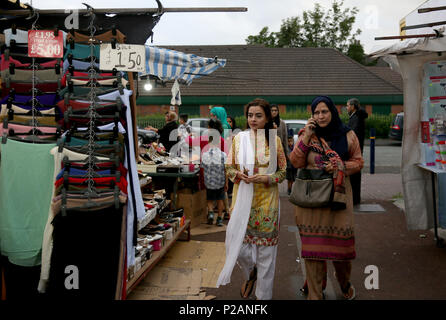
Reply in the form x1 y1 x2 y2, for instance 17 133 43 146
217 131 255 287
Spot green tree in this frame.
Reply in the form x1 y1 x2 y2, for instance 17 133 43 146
347 40 365 64
246 0 365 63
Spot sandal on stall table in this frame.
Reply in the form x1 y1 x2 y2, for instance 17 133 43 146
240 267 257 299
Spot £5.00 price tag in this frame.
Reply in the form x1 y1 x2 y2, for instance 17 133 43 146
28 30 64 58
100 43 146 73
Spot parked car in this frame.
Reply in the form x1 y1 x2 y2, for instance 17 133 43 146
389 112 403 141
187 118 209 136
137 127 159 146
284 119 308 144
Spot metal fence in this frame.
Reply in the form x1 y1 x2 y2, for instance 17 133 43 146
136 119 166 129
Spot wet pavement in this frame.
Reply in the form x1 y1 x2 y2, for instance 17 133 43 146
190 173 446 300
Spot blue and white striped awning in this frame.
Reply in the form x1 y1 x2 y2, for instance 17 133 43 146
142 46 226 85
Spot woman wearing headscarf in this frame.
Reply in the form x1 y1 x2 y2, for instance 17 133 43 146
289 96 363 300
217 98 287 300
270 104 289 159
210 106 231 138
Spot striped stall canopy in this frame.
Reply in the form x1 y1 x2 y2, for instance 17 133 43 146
143 46 227 85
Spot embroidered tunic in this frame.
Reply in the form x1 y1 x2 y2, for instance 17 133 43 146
289 130 363 260
226 131 287 246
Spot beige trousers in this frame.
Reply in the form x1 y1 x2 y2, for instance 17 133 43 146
304 259 352 300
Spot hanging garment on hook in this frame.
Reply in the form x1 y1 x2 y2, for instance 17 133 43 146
2 113 58 126
66 29 127 44
1 82 61 98
62 58 99 74
1 56 61 72
0 121 59 137
45 204 123 299
55 167 112 180
61 71 127 87
0 93 60 106
0 138 56 267
50 192 127 215
0 54 31 70
3 28 68 48
0 104 56 117
54 176 128 195
98 88 144 268
58 85 122 99
2 68 62 82
63 43 100 61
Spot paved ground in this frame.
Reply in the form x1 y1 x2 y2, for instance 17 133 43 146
363 140 402 174
189 173 446 300
132 140 446 300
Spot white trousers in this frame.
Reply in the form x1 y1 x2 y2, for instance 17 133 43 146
237 242 278 300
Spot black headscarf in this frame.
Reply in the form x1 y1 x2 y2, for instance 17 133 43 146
311 96 351 161
271 104 281 127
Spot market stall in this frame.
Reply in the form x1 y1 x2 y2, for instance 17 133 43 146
371 36 446 246
0 2 229 300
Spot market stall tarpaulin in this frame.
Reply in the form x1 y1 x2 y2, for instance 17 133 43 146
141 46 227 105
370 35 446 231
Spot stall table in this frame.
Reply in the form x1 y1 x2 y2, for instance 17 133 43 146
417 164 446 247
126 219 191 297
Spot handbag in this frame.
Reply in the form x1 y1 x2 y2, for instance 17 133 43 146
288 168 333 207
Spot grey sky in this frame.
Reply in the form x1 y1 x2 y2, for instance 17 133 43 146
28 0 426 54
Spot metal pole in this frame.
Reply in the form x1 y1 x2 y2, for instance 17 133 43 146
370 128 375 174
375 34 440 40
0 7 248 15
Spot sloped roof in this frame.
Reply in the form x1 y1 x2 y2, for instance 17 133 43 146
365 66 403 91
139 45 403 97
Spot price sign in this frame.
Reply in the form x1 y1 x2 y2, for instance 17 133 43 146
28 30 64 58
100 43 146 72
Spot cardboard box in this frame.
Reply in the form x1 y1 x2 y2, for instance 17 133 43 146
171 188 207 228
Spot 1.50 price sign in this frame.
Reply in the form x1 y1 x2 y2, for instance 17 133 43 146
28 30 64 58
100 43 146 73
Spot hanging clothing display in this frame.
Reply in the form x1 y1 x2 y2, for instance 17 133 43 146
0 139 56 267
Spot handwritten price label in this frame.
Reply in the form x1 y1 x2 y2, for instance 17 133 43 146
100 43 146 72
28 30 63 58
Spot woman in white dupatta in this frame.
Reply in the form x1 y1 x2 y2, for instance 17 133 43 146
216 98 287 300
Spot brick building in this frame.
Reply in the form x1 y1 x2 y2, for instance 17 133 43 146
135 45 403 117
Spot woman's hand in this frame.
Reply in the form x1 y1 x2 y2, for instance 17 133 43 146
246 174 269 184
324 161 335 173
303 117 317 137
236 171 250 184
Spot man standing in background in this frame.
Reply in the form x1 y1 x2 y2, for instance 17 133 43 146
346 98 368 205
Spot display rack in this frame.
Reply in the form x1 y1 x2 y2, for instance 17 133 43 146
126 219 191 296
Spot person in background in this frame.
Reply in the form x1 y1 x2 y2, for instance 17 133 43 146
227 115 238 135
185 118 226 154
217 98 287 300
225 115 239 218
289 95 363 300
177 113 192 141
270 104 289 161
346 98 368 205
201 133 228 227
286 135 297 195
145 111 179 153
210 106 231 138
